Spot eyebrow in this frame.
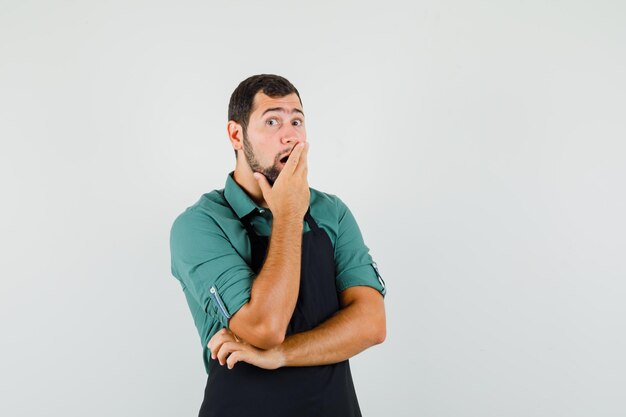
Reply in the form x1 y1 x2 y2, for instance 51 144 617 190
261 107 305 117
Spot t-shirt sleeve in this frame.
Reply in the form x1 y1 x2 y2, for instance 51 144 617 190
169 208 253 328
333 197 387 297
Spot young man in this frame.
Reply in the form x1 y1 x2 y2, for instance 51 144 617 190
169 74 387 417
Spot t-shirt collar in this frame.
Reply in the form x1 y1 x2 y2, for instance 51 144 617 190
223 171 263 219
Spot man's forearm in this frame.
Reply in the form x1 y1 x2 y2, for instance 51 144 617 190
250 216 303 328
276 296 386 367
229 215 303 347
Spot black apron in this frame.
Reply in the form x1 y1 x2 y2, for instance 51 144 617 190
198 207 362 417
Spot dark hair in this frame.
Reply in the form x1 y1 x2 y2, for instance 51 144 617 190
228 74 302 158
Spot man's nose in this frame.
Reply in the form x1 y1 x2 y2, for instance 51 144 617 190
281 128 305 145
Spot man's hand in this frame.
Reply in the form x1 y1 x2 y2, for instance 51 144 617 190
208 328 285 370
253 141 309 221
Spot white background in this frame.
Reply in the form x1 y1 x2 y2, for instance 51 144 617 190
1 1 625 416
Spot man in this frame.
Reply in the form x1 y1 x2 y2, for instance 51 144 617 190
169 74 387 417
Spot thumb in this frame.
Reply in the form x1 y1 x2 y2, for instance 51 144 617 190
253 172 271 195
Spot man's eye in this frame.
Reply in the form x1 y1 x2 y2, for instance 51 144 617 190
267 119 278 126
292 119 303 126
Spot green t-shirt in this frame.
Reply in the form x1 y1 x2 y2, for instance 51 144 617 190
169 171 386 374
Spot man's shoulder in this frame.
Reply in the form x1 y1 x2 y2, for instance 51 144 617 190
310 187 352 224
170 185 351 231
310 187 340 209
310 186 336 204
170 188 232 233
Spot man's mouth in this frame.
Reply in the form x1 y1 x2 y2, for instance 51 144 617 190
278 144 300 165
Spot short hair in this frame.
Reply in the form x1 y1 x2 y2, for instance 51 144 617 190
228 74 302 158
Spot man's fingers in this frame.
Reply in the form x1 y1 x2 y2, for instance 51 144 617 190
284 142 305 173
253 172 271 196
207 330 221 358
227 351 243 369
217 341 237 365
293 142 309 176
208 328 235 359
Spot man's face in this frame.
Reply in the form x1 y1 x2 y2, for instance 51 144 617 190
241 92 306 185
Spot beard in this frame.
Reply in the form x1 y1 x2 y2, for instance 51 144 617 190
242 130 283 186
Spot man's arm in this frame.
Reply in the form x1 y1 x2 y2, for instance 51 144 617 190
227 142 310 349
277 285 386 366
209 285 386 369
227 215 304 349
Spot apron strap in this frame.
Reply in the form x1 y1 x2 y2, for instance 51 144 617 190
304 208 321 234
239 211 258 236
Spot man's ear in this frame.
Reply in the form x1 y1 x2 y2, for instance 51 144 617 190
227 120 244 152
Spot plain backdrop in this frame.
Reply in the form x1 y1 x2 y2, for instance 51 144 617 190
1 1 625 416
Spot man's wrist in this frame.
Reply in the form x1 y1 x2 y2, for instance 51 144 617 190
272 215 304 232
272 343 288 368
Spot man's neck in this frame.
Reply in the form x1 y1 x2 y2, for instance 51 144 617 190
233 161 269 209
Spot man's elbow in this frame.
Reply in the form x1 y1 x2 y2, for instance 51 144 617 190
369 310 386 345
252 322 285 349
371 324 386 345
230 317 285 349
